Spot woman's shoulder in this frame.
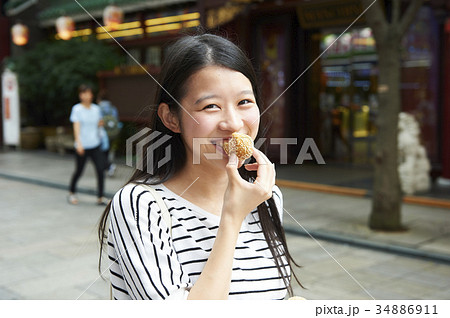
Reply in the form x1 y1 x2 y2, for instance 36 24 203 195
110 182 165 216
91 103 102 112
113 182 162 201
271 184 283 219
272 184 282 201
112 181 168 204
71 103 82 111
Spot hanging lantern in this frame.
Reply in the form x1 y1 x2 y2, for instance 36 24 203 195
11 23 29 46
103 5 123 30
56 16 75 40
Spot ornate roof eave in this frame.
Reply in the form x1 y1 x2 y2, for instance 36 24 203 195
37 0 196 28
5 0 39 16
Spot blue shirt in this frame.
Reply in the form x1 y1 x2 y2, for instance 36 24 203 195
98 100 119 119
70 103 102 149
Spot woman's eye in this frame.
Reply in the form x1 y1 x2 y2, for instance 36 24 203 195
203 104 219 110
238 99 253 105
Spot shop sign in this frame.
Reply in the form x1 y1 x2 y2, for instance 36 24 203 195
297 0 365 29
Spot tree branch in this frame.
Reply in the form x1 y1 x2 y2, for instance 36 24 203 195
361 0 388 41
392 0 400 25
399 0 425 36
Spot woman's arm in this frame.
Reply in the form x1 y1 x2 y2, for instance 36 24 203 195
187 150 275 300
73 122 84 155
187 213 241 299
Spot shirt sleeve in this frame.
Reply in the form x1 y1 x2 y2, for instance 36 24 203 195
272 185 284 223
109 184 192 300
69 105 79 123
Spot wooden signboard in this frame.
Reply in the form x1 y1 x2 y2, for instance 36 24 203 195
297 0 366 29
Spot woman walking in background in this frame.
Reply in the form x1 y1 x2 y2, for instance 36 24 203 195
97 89 121 177
68 84 107 205
98 34 303 299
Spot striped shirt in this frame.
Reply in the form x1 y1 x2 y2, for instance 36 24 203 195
107 182 289 300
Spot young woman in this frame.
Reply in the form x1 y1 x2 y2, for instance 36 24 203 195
98 34 302 300
68 84 107 205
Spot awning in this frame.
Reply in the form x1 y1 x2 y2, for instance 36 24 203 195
15 0 196 27
5 0 38 16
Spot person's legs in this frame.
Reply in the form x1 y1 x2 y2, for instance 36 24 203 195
91 146 106 202
105 148 118 177
103 149 110 170
69 151 87 204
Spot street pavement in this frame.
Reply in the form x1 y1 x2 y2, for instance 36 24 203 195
0 149 449 300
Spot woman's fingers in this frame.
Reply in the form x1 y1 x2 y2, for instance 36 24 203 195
244 163 259 171
228 148 276 197
251 148 275 198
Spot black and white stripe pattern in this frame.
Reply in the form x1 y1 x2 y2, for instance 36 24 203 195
108 183 289 300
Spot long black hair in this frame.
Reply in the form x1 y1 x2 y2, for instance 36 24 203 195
98 33 303 296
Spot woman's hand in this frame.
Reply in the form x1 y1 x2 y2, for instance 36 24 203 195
188 149 275 300
222 148 276 226
76 144 85 156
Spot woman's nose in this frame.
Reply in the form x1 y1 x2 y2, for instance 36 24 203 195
219 108 243 132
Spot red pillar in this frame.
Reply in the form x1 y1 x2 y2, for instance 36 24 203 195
442 18 450 179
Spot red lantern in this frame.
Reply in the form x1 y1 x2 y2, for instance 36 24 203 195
103 5 123 30
11 23 29 46
56 16 75 40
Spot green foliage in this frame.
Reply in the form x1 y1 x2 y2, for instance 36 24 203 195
8 37 125 126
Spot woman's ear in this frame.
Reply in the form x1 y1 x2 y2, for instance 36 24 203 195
157 103 181 133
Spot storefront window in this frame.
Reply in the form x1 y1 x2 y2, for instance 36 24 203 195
319 27 377 163
145 46 161 67
401 7 439 164
319 9 439 166
256 20 289 162
126 48 141 65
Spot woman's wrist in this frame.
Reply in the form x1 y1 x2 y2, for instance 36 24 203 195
219 211 245 232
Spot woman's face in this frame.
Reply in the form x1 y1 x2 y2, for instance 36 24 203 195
79 89 93 104
178 65 260 169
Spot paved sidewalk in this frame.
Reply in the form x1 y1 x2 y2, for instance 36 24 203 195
1 177 449 300
0 177 109 299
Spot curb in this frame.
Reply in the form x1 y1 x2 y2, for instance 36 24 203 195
276 179 450 209
0 172 116 198
284 225 450 265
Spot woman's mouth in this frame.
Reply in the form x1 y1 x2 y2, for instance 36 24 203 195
210 138 231 156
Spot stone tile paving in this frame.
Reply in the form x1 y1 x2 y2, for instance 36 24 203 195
1 156 449 300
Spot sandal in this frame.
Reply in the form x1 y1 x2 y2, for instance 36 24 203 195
68 194 78 205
